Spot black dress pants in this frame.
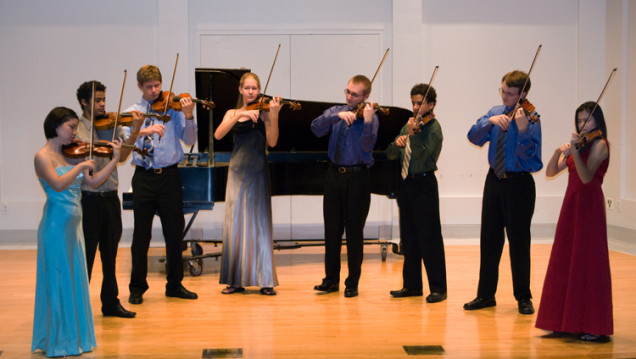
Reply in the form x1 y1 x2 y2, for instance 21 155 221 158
129 165 185 294
477 169 535 301
322 166 370 289
82 191 123 311
397 173 447 294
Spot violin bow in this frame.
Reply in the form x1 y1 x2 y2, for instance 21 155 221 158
258 43 281 111
414 66 439 121
162 53 179 116
370 48 390 87
112 69 127 142
578 67 617 136
89 81 95 161
509 44 542 123
353 48 390 117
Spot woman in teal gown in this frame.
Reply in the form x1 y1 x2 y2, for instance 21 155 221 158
32 107 121 357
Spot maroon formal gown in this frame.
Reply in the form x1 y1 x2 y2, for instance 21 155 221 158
536 138 613 336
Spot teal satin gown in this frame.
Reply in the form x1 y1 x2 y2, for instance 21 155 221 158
32 166 96 357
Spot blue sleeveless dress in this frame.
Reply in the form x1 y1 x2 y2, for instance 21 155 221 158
219 119 279 288
32 166 96 357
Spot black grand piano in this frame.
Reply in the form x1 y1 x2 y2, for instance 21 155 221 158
125 68 412 275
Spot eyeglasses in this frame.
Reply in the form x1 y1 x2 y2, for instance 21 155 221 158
499 87 520 98
344 89 364 99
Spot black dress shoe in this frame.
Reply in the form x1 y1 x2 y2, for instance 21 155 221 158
426 292 447 303
344 287 358 298
314 282 339 293
128 292 143 305
390 288 423 298
166 285 198 300
518 298 534 315
103 303 136 318
463 297 496 310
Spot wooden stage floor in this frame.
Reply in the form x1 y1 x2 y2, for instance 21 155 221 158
1 242 635 358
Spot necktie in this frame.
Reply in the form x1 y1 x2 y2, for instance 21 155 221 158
401 136 411 180
494 128 506 178
141 117 155 169
334 120 347 165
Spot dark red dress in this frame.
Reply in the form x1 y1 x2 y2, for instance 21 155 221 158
536 139 613 335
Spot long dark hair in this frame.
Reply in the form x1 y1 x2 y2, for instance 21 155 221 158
575 101 608 139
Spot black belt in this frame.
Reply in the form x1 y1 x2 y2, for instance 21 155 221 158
82 190 118 198
490 168 530 179
136 163 178 175
503 171 529 178
330 163 368 174
404 171 433 179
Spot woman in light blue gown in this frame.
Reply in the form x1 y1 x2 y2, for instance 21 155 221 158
32 107 121 357
213 73 281 295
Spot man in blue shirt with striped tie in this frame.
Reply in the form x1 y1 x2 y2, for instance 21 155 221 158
465 70 542 315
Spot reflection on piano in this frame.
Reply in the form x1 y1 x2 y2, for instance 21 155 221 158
123 68 413 275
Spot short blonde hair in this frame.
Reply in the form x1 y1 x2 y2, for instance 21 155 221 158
137 65 162 85
350 75 372 95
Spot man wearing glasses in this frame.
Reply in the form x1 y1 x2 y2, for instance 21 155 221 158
310 75 379 298
465 70 542 315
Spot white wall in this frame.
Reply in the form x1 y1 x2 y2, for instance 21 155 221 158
1 0 634 246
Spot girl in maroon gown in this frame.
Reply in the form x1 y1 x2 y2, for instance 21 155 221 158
536 102 612 342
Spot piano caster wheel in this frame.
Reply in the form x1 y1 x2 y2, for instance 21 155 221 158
188 259 203 276
191 242 203 256
381 245 388 262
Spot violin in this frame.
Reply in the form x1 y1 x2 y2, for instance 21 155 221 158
349 48 390 120
94 112 170 130
246 96 302 112
353 102 390 117
62 139 113 159
150 91 214 114
507 98 540 124
575 129 603 150
63 139 148 159
414 111 435 133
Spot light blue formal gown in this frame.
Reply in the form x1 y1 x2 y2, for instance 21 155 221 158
32 166 96 357
219 119 279 288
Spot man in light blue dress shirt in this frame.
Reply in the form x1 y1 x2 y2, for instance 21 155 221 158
123 65 198 305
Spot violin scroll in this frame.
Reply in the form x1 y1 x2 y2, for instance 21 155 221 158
172 93 215 110
151 91 215 113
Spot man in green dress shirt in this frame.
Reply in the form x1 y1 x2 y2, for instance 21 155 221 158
387 83 447 303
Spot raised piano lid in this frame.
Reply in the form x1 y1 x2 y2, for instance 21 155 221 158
194 68 412 156
194 68 413 198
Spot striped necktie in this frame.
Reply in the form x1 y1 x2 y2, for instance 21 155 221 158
401 136 411 180
494 128 506 178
